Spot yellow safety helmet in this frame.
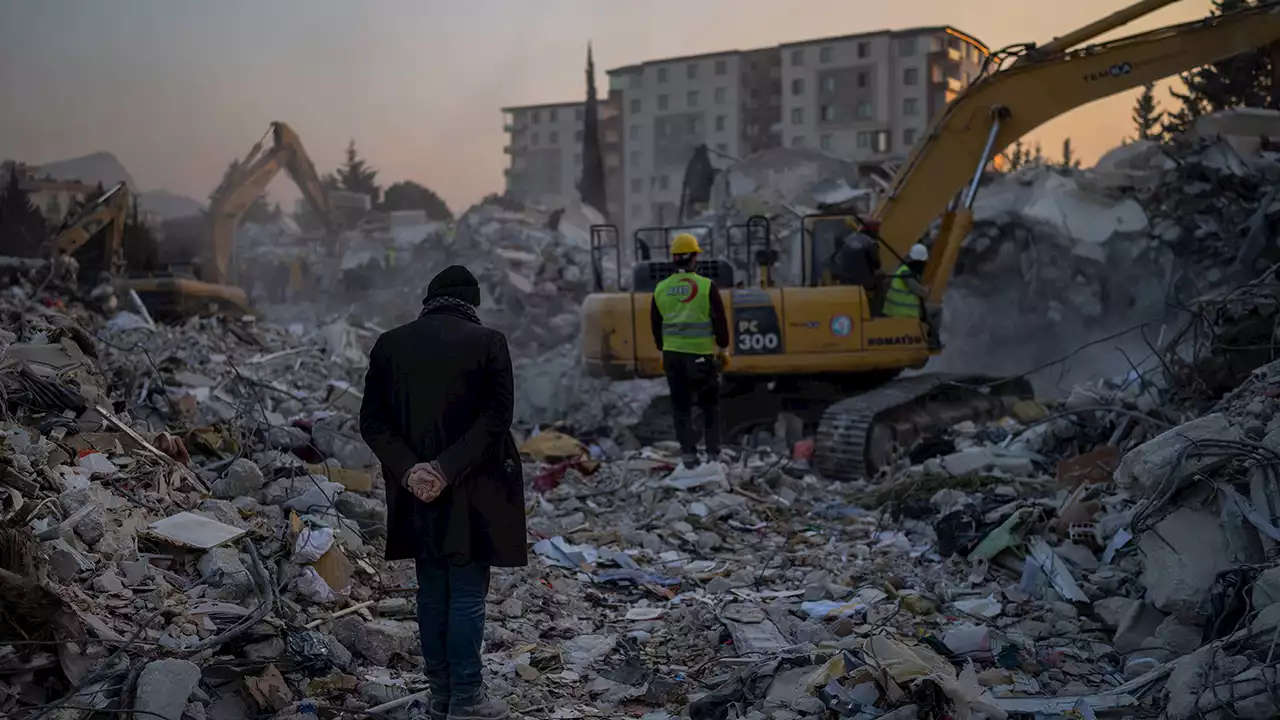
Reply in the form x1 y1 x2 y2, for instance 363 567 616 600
670 233 702 256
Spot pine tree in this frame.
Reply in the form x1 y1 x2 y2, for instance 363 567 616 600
1166 0 1273 135
578 43 608 218
1031 142 1045 166
1060 138 1082 170
1132 83 1164 141
1005 140 1028 171
334 140 381 205
0 169 48 257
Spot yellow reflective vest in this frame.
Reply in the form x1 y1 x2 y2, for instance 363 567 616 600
653 272 715 355
883 264 922 319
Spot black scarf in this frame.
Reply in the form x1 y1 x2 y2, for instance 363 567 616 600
420 295 481 325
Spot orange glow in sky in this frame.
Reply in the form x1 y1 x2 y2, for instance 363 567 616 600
0 0 1208 213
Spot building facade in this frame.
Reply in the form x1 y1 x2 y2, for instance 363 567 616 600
501 101 587 207
779 27 986 159
502 25 987 235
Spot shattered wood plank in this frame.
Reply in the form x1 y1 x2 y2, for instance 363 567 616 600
93 405 209 493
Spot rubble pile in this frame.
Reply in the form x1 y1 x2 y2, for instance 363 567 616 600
5 245 1280 720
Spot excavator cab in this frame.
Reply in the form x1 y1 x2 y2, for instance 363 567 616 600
627 225 733 292
725 215 776 288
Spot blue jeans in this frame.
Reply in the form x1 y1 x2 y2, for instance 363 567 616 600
415 555 491 705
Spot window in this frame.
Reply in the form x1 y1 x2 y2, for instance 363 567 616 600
715 59 727 76
931 37 944 52
687 62 699 79
857 71 868 89
874 130 891 153
904 128 917 145
931 64 943 83
820 134 833 150
629 125 639 141
899 37 917 56
857 132 871 149
821 105 835 122
629 74 641 89
630 178 642 193
687 90 699 107
629 150 640 165
549 109 558 122
657 67 668 83
574 130 583 142
531 111 541 124
716 143 728 153
549 131 559 144
822 76 836 93
857 101 872 118
715 87 727 104
690 116 702 133
903 98 920 116
658 94 669 111
791 78 805 95
575 108 584 121
660 121 673 137
790 48 804 66
857 41 870 59
904 68 919 86
790 107 803 125
658 175 670 190
606 153 620 168
715 115 726 132
791 135 805 148
531 132 539 146
630 98 641 114
819 46 833 63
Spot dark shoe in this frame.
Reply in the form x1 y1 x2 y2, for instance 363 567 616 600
448 691 510 719
406 699 448 720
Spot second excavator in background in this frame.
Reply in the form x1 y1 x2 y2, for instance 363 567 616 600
50 181 133 285
580 0 1280 481
120 121 339 317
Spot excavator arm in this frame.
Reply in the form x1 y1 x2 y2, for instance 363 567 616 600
51 182 132 277
871 0 1280 303
207 121 336 284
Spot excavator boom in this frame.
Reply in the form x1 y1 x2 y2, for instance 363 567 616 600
207 121 336 285
876 0 1280 298
51 182 132 278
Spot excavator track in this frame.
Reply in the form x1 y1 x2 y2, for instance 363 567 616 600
815 373 1035 482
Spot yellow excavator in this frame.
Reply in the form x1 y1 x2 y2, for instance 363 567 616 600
121 121 337 317
581 0 1280 480
51 182 132 284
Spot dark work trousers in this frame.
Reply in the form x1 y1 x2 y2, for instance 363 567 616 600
663 350 721 456
415 555 492 705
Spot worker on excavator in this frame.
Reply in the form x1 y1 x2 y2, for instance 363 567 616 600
883 243 941 347
650 233 731 469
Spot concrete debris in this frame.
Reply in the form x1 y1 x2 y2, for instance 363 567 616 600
5 110 1280 720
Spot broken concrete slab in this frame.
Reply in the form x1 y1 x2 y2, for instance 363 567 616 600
148 511 246 549
135 658 202 720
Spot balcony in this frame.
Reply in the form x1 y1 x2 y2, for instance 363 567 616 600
947 47 962 63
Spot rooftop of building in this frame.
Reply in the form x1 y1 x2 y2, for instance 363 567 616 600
501 100 584 113
605 24 988 75
779 25 988 53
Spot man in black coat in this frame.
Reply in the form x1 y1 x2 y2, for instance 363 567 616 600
360 265 526 720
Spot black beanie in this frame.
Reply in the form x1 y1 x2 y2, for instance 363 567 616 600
424 265 481 307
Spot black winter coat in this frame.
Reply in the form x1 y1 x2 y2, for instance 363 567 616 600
358 308 527 567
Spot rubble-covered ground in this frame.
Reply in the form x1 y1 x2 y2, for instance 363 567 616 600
5 109 1280 720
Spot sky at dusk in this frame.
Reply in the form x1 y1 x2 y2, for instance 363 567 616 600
0 0 1209 214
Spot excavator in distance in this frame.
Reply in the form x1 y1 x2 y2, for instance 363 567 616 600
581 0 1280 481
119 122 338 318
51 182 132 284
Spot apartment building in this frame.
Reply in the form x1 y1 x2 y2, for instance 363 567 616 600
501 25 986 236
501 101 586 207
779 27 986 158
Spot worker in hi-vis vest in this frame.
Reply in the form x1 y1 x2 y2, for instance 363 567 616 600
883 243 942 348
649 233 731 470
